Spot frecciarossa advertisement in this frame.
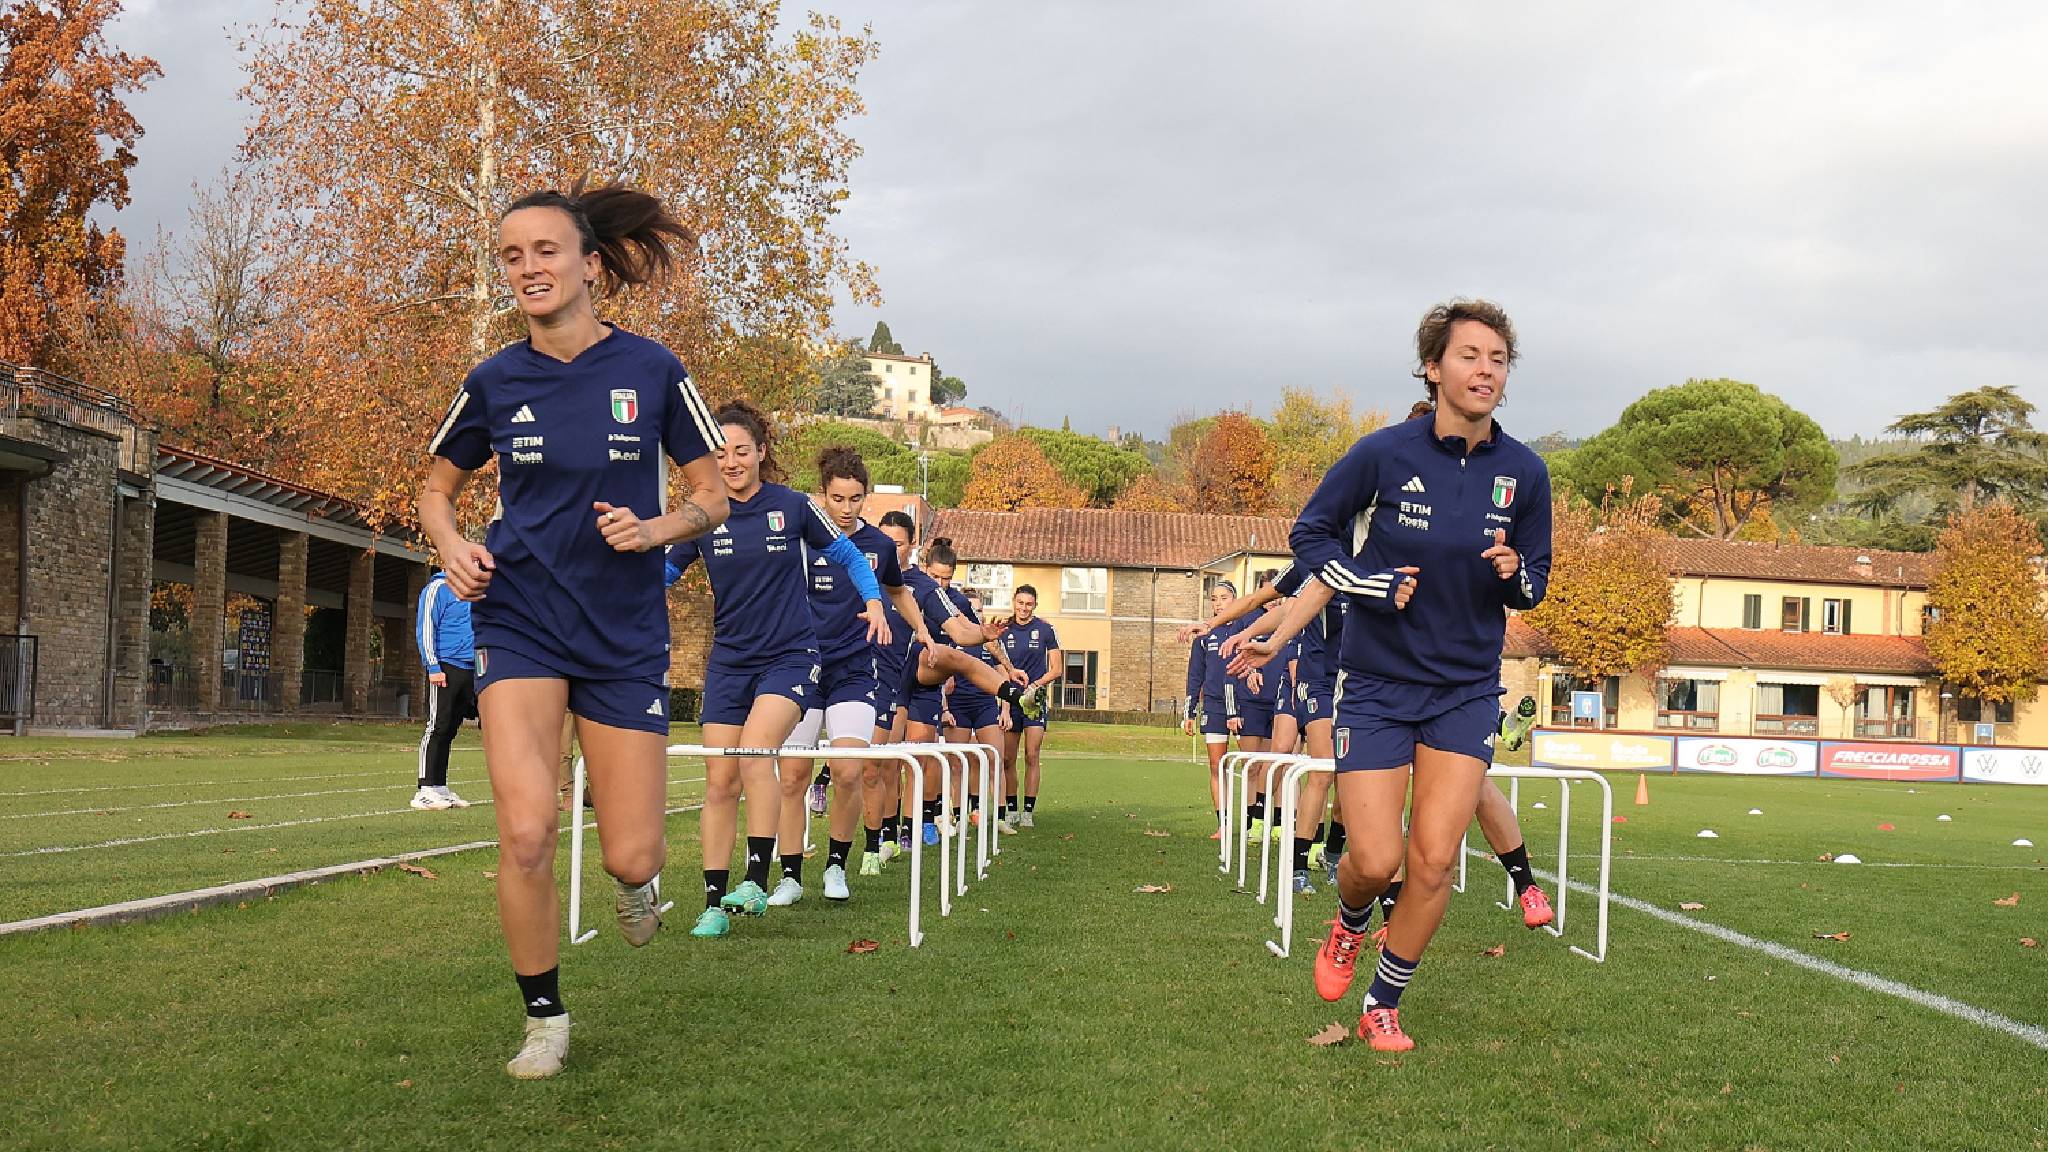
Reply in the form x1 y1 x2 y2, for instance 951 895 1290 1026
1817 742 1961 781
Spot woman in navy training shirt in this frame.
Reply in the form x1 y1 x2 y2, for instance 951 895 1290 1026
1240 299 1551 1052
422 184 729 1079
665 402 887 937
1182 582 1245 838
997 585 1061 827
771 447 935 902
864 509 921 864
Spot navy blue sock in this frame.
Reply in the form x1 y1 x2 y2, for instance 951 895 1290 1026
1364 946 1418 1011
1339 899 1373 934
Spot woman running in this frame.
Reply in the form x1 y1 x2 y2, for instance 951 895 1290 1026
1183 582 1249 839
934 558 1021 832
422 183 727 1078
862 509 920 870
997 585 1062 827
664 402 888 936
1238 299 1551 1051
771 447 934 902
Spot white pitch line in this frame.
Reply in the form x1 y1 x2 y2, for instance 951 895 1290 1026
0 776 707 858
1555 852 2041 873
1520 859 2048 1052
1 775 489 820
0 800 708 938
0 762 483 798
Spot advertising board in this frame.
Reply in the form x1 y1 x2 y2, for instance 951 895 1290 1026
1674 736 1816 776
1529 730 1674 772
1817 742 1961 782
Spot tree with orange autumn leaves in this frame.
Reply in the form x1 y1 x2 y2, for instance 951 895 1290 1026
236 0 879 524
1523 483 1674 681
1925 502 2048 710
959 434 1086 512
0 0 158 369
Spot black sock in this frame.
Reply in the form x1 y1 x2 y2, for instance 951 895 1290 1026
1326 821 1348 857
881 815 897 841
922 798 940 823
971 793 983 813
1379 878 1404 920
744 836 775 887
864 825 882 854
1312 822 1326 846
703 868 729 909
812 767 829 789
1498 842 1535 895
827 839 851 870
1024 794 1037 812
781 852 804 883
1246 799 1262 826
1004 794 1018 818
996 681 1024 704
516 968 565 1018
1293 837 1314 871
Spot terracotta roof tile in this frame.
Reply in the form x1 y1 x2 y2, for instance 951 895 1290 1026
929 508 1295 570
1506 620 1934 676
1665 538 1932 588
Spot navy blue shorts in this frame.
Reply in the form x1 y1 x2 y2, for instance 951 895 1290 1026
1333 675 1499 772
1199 694 1232 737
872 672 900 731
700 651 821 727
948 689 1001 731
819 648 880 709
1299 677 1335 726
1237 700 1275 740
474 645 671 736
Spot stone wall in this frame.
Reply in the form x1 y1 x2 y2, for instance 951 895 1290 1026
14 419 123 726
109 489 154 729
0 474 18 625
666 574 715 693
1102 567 1203 713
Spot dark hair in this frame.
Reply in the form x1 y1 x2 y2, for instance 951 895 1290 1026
1213 579 1237 598
713 400 785 483
1407 400 1435 421
1014 584 1038 601
1413 298 1518 403
879 509 916 538
503 179 694 295
925 536 958 568
817 446 869 493
1254 569 1278 588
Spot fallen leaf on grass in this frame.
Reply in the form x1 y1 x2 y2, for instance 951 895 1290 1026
482 871 498 880
227 810 252 820
1479 944 1505 958
397 1079 413 1089
397 863 438 880
1124 812 1139 819
1134 884 1174 894
2022 938 2039 949
1061 834 1075 841
1720 1082 1733 1095
1817 853 1834 862
1679 902 1706 911
1143 829 1170 838
1813 931 1851 942
1993 892 2020 907
846 939 880 954
1307 1022 1347 1047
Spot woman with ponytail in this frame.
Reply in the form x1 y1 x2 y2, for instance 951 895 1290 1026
422 182 730 1078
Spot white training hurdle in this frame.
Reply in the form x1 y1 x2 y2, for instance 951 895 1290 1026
566 740 1001 950
1215 751 1311 891
1261 760 1613 964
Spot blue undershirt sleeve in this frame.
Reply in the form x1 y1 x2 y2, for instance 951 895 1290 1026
822 534 884 603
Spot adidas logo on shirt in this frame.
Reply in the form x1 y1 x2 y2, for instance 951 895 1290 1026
1401 476 1426 494
645 699 664 717
510 404 536 424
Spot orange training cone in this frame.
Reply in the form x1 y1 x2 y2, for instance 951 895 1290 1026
1634 773 1650 806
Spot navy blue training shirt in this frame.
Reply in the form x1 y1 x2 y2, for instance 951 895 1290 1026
428 326 721 680
1184 616 1247 712
808 519 904 663
1289 415 1551 688
667 481 882 667
939 584 998 703
999 616 1060 684
1272 563 1341 688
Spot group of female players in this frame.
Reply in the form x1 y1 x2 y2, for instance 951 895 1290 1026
423 177 1556 1074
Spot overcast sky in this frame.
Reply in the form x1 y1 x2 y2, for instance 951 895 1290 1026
105 1 2048 441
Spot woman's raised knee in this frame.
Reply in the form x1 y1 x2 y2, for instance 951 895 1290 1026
500 819 558 875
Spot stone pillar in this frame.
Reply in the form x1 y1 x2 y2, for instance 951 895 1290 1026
192 511 228 713
110 491 154 730
401 562 427 709
344 548 374 714
274 531 307 710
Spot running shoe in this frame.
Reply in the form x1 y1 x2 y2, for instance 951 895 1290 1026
1291 869 1317 896
1209 828 1223 841
720 879 770 916
410 787 452 811
1324 852 1340 889
879 840 902 863
689 907 731 938
823 864 851 901
922 822 940 846
505 1014 571 1079
898 826 912 852
1499 694 1540 752
968 809 982 828
935 813 957 839
1016 689 1047 722
766 877 804 907
1370 924 1390 950
1313 920 1368 1001
1247 817 1268 843
613 877 662 946
1016 810 1035 829
1271 821 1286 843
807 777 829 816
1519 884 1555 929
434 786 471 809
997 819 1018 835
1357 1006 1414 1053
859 852 882 877
1306 842 1326 871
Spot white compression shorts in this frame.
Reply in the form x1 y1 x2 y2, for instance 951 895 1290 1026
784 701 879 749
